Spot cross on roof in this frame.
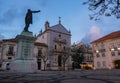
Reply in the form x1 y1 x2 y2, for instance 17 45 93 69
59 17 61 24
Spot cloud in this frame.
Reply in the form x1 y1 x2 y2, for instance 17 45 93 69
0 33 5 40
81 26 102 44
0 8 20 25
40 0 48 7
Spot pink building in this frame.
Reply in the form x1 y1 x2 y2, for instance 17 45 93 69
91 30 120 69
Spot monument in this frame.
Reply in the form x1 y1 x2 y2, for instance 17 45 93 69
10 9 40 72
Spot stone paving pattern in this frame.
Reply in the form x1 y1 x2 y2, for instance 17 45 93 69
0 69 120 83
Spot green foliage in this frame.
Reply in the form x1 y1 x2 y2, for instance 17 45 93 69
71 43 92 69
71 44 86 68
72 51 84 64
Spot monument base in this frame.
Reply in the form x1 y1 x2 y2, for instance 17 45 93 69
10 31 37 73
10 59 37 73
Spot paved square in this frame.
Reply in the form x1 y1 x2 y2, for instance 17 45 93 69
0 69 120 83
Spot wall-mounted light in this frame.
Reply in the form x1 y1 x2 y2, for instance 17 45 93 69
118 47 120 50
96 50 99 53
111 48 114 51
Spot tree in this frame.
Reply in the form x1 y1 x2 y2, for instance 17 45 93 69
41 49 48 71
62 47 71 70
83 0 120 20
57 47 71 71
71 44 85 69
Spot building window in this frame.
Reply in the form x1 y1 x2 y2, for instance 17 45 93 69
8 57 12 60
54 55 57 63
95 43 98 47
86 56 89 61
38 49 42 57
117 43 120 47
89 56 93 61
59 34 61 38
102 53 105 57
100 49 106 52
96 53 100 57
102 61 106 67
63 46 66 50
0 63 1 67
110 43 115 48
118 51 120 55
101 42 104 48
111 51 115 56
42 36 44 39
55 45 57 50
8 46 14 55
97 61 101 67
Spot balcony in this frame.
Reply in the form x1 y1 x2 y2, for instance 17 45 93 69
100 49 106 52
54 38 66 44
53 49 67 54
6 51 15 56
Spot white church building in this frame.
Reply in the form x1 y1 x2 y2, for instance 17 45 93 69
0 20 72 71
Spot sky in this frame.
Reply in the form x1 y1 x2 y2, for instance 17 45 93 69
0 0 120 44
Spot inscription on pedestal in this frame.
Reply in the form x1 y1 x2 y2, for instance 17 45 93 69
10 31 37 72
22 40 31 57
15 31 35 60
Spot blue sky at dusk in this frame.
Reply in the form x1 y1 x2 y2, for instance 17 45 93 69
0 0 120 44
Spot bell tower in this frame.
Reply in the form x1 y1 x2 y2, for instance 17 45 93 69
45 21 50 30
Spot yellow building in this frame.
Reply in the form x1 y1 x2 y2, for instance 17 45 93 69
91 30 120 69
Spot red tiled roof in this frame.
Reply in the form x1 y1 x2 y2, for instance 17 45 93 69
2 38 48 47
0 40 3 43
35 42 48 47
91 30 120 43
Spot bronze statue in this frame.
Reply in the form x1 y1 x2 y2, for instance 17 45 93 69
24 9 40 32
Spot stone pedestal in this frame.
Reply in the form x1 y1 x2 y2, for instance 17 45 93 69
10 31 37 72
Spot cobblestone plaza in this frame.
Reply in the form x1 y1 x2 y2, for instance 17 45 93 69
0 69 120 83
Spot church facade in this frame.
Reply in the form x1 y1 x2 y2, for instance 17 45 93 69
0 20 71 71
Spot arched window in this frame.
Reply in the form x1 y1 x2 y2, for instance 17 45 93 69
63 46 66 50
55 45 57 49
8 46 14 55
38 49 42 57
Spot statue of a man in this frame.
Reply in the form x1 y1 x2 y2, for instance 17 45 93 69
24 9 40 32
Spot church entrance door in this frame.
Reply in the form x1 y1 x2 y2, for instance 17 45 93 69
114 60 120 69
37 59 41 70
58 55 62 67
